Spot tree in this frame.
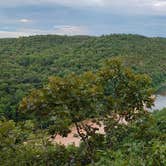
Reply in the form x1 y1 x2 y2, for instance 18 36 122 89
19 59 154 163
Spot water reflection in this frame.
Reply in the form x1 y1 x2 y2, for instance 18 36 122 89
151 86 166 111
151 95 166 111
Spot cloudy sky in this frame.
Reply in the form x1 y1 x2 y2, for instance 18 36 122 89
0 0 166 38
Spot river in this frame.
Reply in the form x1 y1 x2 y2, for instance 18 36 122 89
151 86 166 111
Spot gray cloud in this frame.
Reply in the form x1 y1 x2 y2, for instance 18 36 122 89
0 0 166 38
0 0 166 15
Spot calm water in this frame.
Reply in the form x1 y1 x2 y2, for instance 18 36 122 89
151 95 166 110
151 86 166 111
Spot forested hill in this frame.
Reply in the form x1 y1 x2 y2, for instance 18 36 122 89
0 34 166 118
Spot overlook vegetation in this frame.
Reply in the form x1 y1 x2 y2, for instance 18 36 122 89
0 59 166 166
0 34 166 165
0 108 165 165
0 59 165 165
0 34 166 118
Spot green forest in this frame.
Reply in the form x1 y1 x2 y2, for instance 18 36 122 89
0 34 166 165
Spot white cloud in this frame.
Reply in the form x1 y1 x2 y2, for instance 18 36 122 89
19 19 31 23
152 1 166 11
53 25 88 35
0 25 89 38
0 30 32 38
100 0 166 14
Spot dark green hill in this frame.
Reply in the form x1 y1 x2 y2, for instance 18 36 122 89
0 34 166 118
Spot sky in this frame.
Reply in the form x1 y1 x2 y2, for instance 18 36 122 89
0 0 166 38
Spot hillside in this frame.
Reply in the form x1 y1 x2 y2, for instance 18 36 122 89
0 34 166 118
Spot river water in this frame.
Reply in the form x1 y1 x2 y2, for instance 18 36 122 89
151 86 166 111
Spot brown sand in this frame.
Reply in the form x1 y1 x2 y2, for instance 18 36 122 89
52 120 105 147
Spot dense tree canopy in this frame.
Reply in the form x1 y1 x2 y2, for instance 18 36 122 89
0 34 166 118
18 59 156 163
0 59 165 165
1 109 165 165
0 34 165 165
20 59 153 132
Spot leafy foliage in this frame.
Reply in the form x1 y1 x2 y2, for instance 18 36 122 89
18 59 158 165
95 109 166 166
0 34 165 165
0 34 166 118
